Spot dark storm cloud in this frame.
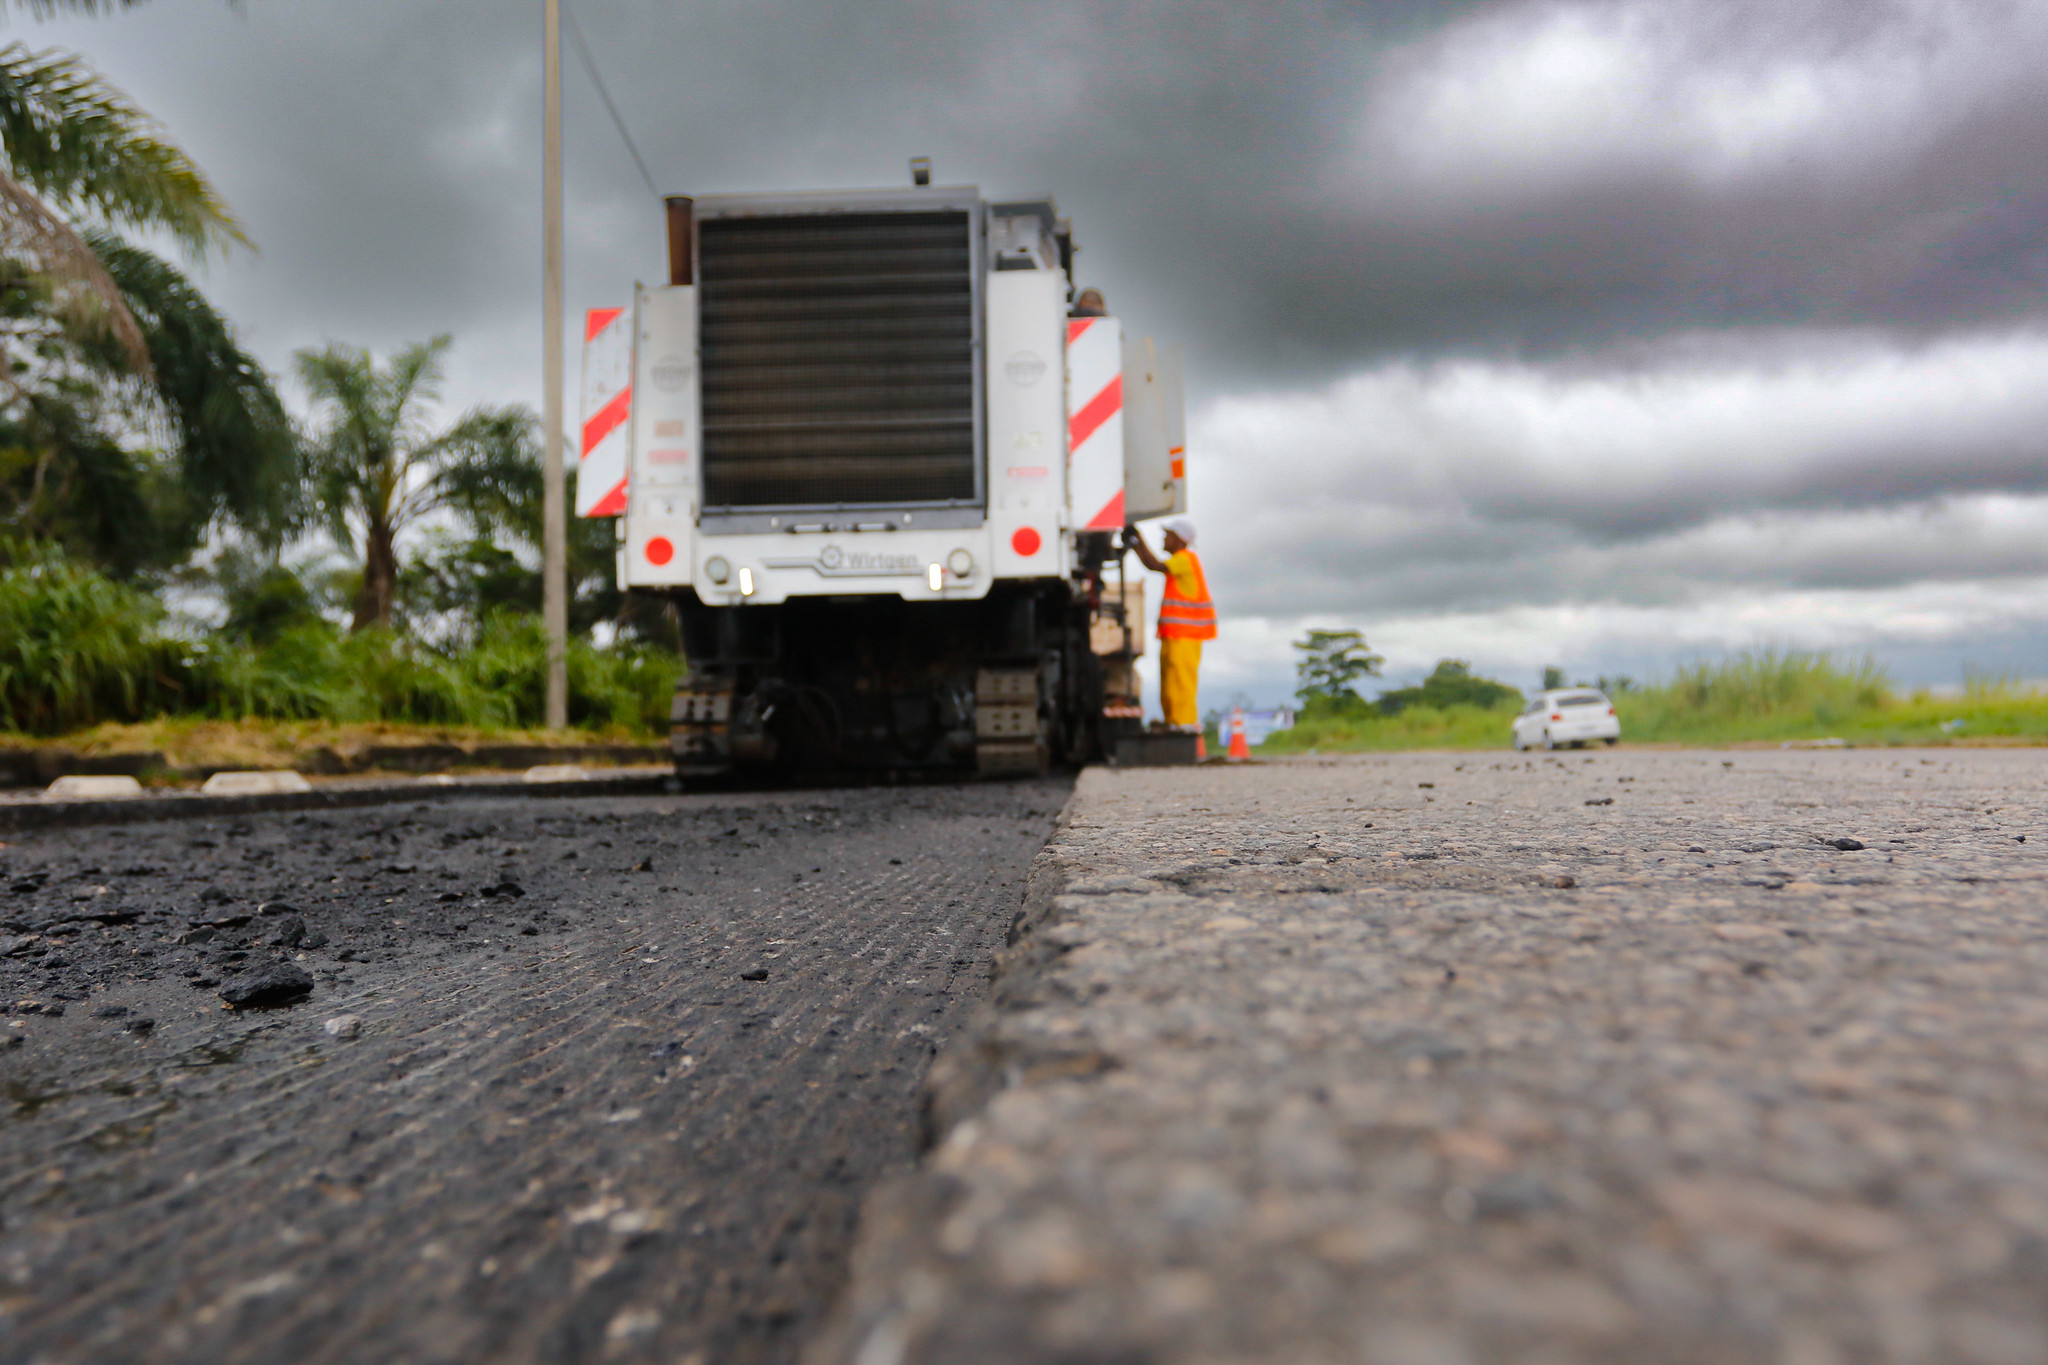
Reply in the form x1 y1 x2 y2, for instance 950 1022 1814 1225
35 0 2046 388
1219 494 2048 620
1197 329 2048 616
24 0 1409 380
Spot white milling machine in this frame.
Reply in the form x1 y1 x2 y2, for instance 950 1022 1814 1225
579 178 1185 778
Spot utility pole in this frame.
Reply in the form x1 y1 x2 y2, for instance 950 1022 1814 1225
541 0 568 729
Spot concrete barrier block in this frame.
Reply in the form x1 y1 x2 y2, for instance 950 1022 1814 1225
523 764 590 784
200 770 313 796
44 775 146 800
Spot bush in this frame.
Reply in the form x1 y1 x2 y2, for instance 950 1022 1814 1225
0 550 681 737
187 615 680 732
1377 659 1522 716
0 555 195 733
451 614 679 731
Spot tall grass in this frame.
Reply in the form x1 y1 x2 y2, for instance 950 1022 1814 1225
187 619 677 731
1617 648 1892 741
1 556 680 737
0 557 191 732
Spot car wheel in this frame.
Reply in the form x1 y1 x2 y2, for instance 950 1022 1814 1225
1604 737 1618 746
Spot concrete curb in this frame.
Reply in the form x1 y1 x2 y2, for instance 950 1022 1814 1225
0 742 669 790
0 770 674 834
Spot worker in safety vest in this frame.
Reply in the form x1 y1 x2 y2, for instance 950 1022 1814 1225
1123 517 1216 730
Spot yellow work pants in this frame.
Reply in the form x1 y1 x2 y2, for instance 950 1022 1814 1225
1159 637 1202 728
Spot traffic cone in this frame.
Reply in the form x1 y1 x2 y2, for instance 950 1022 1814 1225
1228 708 1251 760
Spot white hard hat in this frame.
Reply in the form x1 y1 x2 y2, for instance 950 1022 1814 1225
1160 517 1197 548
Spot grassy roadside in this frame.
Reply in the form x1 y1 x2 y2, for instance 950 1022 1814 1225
0 718 665 775
1259 651 2048 754
2 558 681 737
1258 703 1515 753
1618 686 2048 748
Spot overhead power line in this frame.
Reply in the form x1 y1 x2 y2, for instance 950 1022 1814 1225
560 0 661 201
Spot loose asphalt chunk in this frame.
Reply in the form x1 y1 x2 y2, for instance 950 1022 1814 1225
218 962 315 1008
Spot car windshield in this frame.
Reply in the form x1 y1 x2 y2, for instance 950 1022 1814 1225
1557 692 1607 707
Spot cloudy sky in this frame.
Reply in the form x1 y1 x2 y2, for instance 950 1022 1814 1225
22 0 2048 704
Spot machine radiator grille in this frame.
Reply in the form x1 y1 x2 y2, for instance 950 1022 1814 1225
698 210 976 510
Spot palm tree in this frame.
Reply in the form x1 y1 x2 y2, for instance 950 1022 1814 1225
296 336 539 632
0 41 244 362
0 33 295 563
419 417 640 643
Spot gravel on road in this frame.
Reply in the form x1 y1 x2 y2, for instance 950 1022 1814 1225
0 779 1069 1365
812 750 2048 1365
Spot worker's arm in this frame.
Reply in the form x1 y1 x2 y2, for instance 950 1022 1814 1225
1123 526 1168 573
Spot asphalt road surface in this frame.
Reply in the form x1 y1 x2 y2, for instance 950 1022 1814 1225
817 750 2048 1365
0 779 1069 1365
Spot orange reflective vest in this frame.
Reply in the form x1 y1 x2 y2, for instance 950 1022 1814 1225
1157 550 1217 641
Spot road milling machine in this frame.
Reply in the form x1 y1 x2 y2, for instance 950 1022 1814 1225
578 175 1186 780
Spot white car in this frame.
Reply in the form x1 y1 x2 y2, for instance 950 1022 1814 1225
1512 689 1621 750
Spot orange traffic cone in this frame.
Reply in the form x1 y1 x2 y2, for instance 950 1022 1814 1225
1195 732 1207 760
1228 708 1251 760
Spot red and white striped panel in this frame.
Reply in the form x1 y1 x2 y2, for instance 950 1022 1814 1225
577 306 631 517
1066 316 1124 532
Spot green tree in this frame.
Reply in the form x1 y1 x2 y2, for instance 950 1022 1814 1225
296 335 540 632
89 233 294 536
1293 627 1384 713
404 460 633 643
0 41 245 353
0 39 294 569
1378 659 1522 716
202 541 325 645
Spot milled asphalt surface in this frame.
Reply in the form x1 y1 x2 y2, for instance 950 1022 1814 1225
814 749 2048 1365
0 779 1069 1365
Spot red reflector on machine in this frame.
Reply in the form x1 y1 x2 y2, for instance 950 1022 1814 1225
1011 526 1042 556
645 536 674 566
